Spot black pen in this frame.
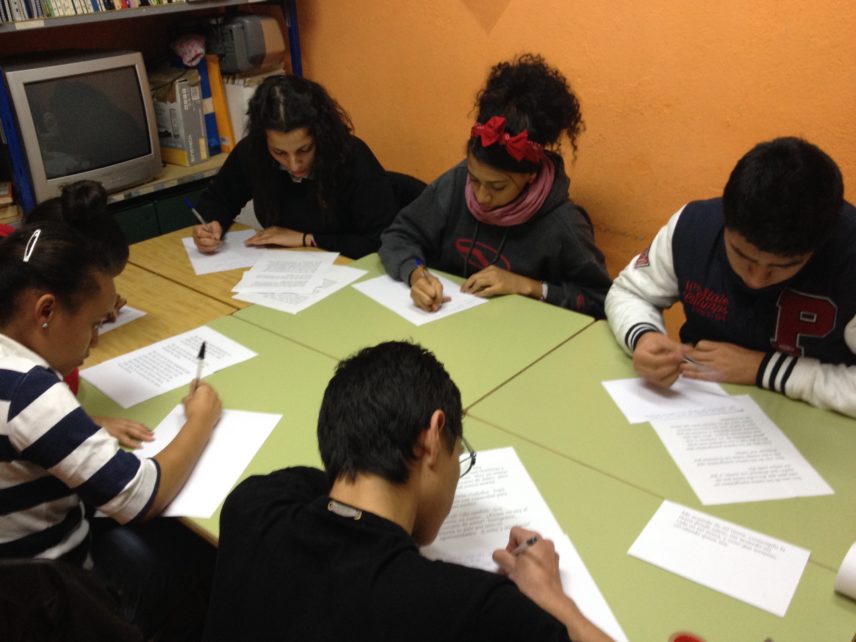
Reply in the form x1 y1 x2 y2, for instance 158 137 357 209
512 535 540 556
193 341 206 392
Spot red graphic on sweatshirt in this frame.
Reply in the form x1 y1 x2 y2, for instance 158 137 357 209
771 289 837 356
682 280 728 321
455 238 511 271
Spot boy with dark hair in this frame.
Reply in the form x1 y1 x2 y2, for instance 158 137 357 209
606 137 856 417
204 341 610 642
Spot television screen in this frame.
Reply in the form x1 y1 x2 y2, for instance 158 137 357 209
25 66 152 180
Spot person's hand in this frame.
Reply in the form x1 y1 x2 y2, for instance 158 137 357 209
494 526 614 642
192 220 223 253
94 415 153 449
182 381 222 431
682 340 764 385
632 332 690 388
461 265 538 299
104 293 127 324
410 267 450 312
244 226 304 248
493 527 565 612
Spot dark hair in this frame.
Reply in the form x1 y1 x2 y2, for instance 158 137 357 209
468 53 584 173
27 180 129 276
247 75 354 222
0 224 111 326
318 342 463 484
723 137 844 256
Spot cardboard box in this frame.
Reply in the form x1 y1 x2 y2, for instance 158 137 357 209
149 67 209 167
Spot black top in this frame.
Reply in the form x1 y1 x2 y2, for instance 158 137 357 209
195 136 397 259
204 467 571 642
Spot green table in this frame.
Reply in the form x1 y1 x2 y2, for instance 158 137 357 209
80 315 337 540
466 417 856 642
235 254 595 407
467 320 856 573
79 310 856 639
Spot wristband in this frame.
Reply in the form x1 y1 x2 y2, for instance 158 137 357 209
302 232 308 247
539 282 548 301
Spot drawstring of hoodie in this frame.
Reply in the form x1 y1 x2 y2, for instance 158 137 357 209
463 220 509 277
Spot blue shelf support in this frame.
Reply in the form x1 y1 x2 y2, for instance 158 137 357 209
284 0 302 77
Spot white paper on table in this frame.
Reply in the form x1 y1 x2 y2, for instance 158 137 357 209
232 251 338 295
352 274 488 326
234 265 367 314
628 500 810 617
136 405 281 518
181 229 273 275
98 306 146 335
421 448 628 642
602 377 740 424
834 542 856 599
650 395 833 505
81 326 257 408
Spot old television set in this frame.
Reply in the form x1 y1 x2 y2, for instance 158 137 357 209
0 50 162 213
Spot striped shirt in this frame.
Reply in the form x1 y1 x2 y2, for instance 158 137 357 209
0 334 159 562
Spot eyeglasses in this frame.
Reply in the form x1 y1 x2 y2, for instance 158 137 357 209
459 435 477 478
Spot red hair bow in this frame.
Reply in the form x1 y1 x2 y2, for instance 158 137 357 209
470 116 543 163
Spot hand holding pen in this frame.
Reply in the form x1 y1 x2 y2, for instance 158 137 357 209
409 258 451 312
186 197 223 254
492 527 566 606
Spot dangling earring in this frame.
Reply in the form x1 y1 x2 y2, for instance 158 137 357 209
41 322 49 329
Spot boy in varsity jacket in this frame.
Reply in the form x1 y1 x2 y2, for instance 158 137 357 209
606 137 856 418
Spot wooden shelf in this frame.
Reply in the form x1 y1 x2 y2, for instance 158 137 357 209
0 155 227 221
0 0 266 33
108 153 227 204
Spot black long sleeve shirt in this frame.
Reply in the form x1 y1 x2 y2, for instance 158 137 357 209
195 135 397 259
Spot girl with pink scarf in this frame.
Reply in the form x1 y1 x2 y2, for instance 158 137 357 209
380 54 611 317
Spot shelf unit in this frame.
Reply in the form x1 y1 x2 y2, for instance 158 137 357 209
0 0 302 75
0 0 302 236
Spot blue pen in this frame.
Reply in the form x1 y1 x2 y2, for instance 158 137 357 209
413 257 430 276
183 197 209 227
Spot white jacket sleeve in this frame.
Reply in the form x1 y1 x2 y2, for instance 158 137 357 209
605 207 686 355
759 315 856 418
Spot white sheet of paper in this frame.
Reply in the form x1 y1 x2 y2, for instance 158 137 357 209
98 305 146 335
650 395 833 505
835 542 856 599
352 274 488 326
232 251 338 294
136 405 280 518
182 228 273 275
81 326 257 408
602 377 739 424
234 265 367 314
628 500 810 616
421 447 628 642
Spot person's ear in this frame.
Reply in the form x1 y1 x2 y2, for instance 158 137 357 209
526 172 537 185
419 409 447 469
34 293 56 330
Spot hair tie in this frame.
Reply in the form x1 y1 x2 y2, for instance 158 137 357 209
470 116 543 163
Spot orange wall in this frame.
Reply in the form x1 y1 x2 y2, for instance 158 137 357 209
296 0 856 275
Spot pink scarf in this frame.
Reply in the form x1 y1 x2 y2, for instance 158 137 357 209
464 157 555 227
